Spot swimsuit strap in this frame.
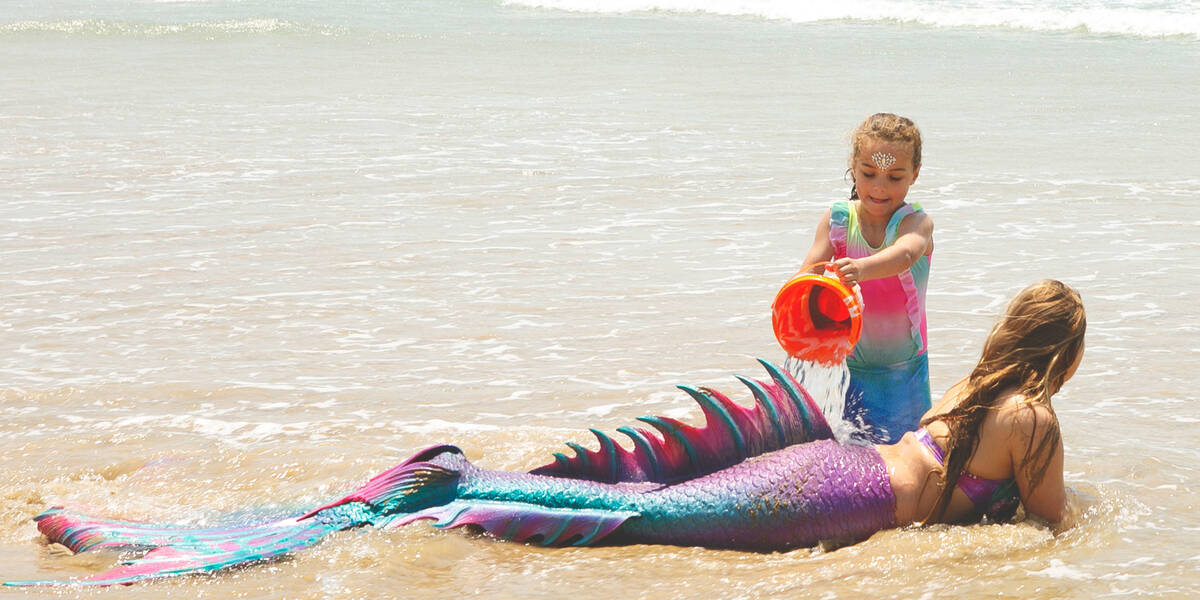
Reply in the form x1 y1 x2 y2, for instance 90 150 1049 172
913 427 1008 513
828 200 851 258
886 202 927 353
914 426 946 463
883 202 920 246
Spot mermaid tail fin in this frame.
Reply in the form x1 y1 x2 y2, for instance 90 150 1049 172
4 446 467 587
531 359 832 483
4 509 338 587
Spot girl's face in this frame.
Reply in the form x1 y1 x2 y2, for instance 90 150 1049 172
851 139 920 219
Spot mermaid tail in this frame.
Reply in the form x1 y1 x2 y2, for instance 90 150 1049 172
5 360 895 587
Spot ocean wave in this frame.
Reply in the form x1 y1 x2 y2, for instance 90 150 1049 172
0 18 350 39
504 0 1200 39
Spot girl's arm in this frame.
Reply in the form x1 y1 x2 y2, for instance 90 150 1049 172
832 211 933 284
798 208 835 273
1009 402 1071 527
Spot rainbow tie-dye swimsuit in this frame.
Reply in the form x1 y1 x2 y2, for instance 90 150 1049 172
829 200 931 442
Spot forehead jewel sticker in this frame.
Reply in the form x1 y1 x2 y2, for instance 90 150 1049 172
871 152 896 170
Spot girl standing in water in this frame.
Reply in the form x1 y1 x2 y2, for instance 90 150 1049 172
800 113 934 442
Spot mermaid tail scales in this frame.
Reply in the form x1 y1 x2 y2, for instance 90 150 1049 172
610 440 895 550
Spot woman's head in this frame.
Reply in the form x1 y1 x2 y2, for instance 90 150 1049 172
977 279 1087 400
848 113 923 206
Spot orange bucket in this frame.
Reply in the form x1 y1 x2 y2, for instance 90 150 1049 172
771 262 863 364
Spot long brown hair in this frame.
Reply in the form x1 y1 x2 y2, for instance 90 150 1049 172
921 279 1086 522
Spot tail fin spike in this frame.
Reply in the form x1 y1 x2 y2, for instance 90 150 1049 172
734 374 789 448
678 386 748 460
531 359 832 483
758 358 832 440
299 444 462 519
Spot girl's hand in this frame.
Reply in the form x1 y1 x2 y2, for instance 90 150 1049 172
832 257 862 285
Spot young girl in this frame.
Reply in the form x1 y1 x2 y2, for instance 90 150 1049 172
800 113 934 442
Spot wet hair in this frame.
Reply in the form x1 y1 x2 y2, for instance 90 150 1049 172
846 113 923 200
920 279 1086 523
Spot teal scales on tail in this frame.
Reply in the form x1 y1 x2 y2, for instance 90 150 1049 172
5 360 896 587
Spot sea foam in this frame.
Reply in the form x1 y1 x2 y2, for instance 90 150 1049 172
505 0 1200 39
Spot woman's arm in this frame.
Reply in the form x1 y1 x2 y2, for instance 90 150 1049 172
1009 403 1071 527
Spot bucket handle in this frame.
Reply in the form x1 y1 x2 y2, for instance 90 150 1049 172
797 261 840 281
786 260 863 320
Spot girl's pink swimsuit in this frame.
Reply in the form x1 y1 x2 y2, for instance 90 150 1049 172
828 199 930 442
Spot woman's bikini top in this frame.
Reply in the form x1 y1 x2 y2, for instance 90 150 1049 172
914 427 1020 522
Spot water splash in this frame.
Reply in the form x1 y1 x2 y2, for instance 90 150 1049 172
784 356 862 442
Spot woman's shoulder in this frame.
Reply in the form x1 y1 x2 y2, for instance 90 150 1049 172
991 393 1060 443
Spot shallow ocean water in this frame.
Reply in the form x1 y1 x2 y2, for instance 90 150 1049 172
1 0 1198 597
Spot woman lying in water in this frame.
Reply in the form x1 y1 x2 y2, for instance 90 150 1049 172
6 279 1084 587
880 278 1084 529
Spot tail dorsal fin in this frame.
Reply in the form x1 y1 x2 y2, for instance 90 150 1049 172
530 359 832 483
299 444 462 519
